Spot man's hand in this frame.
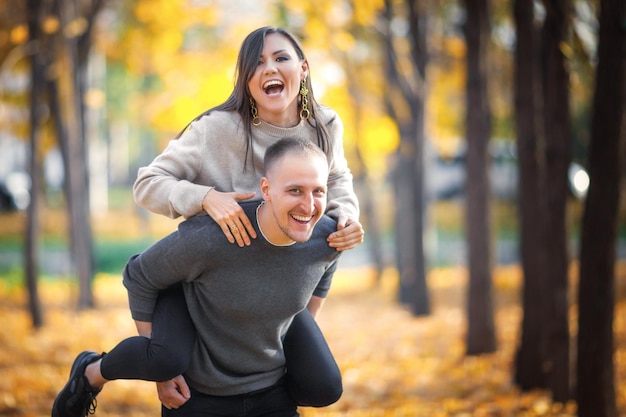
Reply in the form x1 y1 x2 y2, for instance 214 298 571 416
157 375 191 410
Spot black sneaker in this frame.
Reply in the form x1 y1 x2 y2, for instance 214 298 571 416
52 351 103 417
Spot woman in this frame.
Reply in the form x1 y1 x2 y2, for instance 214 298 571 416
133 27 362 250
51 26 363 417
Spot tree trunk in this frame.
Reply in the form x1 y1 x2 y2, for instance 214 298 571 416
50 0 98 309
576 0 625 415
512 0 549 389
67 32 95 310
25 0 44 328
381 0 430 315
343 55 385 286
394 142 423 308
404 0 429 316
462 0 496 355
540 0 572 401
353 139 385 286
75 0 104 304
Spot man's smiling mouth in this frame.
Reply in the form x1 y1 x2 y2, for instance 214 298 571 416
291 213 313 223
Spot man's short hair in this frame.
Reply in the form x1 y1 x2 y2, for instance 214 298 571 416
264 138 328 175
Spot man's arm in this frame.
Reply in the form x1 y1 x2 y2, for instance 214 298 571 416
124 230 206 410
124 218 211 321
306 296 326 319
135 320 152 338
135 321 191 409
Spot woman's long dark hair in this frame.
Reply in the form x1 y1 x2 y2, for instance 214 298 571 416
175 26 334 168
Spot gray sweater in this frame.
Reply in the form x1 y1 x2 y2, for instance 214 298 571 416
133 108 359 222
123 201 341 396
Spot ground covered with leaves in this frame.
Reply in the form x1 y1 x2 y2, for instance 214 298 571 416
0 264 625 417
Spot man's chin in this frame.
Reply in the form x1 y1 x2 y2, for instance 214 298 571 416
290 230 314 243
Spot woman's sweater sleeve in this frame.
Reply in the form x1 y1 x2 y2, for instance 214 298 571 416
325 113 360 222
132 121 213 219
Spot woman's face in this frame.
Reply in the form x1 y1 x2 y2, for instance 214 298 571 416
248 33 308 127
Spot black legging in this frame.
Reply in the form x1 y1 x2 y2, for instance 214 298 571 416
100 285 342 407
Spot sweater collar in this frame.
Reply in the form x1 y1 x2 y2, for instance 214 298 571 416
253 119 310 138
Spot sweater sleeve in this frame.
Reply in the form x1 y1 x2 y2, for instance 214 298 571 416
323 109 360 222
123 218 212 321
133 120 213 219
312 259 338 298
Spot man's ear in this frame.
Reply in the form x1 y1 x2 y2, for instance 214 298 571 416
260 177 271 201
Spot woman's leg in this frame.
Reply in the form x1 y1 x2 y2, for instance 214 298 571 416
100 284 195 381
52 285 195 417
283 309 342 407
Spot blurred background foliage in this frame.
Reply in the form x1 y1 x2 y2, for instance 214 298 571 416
3 0 518 182
0 0 625 414
1 0 607 243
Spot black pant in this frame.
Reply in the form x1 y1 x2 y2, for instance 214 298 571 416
100 285 342 407
162 380 298 417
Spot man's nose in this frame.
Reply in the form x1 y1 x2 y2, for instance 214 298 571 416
302 193 315 212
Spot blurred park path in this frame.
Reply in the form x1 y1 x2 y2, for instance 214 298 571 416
0 264 625 416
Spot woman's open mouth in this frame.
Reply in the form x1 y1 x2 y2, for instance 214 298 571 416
263 80 284 95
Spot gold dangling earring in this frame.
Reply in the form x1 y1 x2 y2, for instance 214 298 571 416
299 79 310 121
250 98 261 126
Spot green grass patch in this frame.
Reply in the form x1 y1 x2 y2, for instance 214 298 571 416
94 238 155 274
0 238 156 280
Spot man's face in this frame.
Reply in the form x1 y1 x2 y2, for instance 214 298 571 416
260 153 328 244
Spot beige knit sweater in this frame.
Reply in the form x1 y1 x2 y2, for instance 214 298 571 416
133 108 359 221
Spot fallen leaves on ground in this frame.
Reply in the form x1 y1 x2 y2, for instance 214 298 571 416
0 264 625 417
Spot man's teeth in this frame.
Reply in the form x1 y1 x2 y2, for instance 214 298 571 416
292 214 312 222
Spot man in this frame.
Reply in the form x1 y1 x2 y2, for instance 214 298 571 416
53 137 342 417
